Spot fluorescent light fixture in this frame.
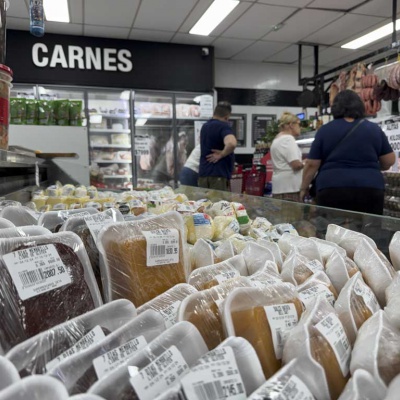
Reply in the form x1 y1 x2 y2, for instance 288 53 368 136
44 0 70 23
342 20 400 49
135 119 148 127
190 0 239 36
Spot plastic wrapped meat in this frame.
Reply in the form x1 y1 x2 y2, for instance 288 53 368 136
326 250 359 293
278 233 322 263
389 231 400 271
0 356 20 391
310 237 346 266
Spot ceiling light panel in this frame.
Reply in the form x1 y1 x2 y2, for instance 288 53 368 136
44 0 70 23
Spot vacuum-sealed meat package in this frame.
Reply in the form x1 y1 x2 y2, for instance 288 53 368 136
278 233 322 263
389 231 400 271
326 250 359 293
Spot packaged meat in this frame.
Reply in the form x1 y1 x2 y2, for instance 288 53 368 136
212 216 240 241
242 242 275 275
256 239 285 271
153 388 181 400
128 200 147 216
334 271 380 345
137 283 197 328
88 321 208 400
0 356 20 391
0 206 39 226
97 211 188 306
227 233 256 253
69 395 106 400
248 262 282 288
190 238 215 271
283 297 351 400
278 233 322 263
385 375 400 400
0 232 102 352
223 285 303 378
0 226 51 239
6 299 136 376
0 218 15 229
389 231 400 271
184 213 214 245
214 240 235 262
47 310 166 395
178 277 252 350
350 310 400 389
354 238 395 306
326 250 359 293
310 237 347 265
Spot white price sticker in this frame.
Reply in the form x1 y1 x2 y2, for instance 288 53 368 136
142 229 180 267
264 303 299 360
182 347 246 400
315 313 351 376
353 279 380 314
305 260 324 274
3 244 72 301
59 211 91 220
299 284 335 307
46 326 106 371
84 213 114 241
129 345 189 400
93 336 148 379
159 301 182 328
215 270 240 284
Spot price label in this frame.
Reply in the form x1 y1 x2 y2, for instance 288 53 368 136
59 211 91 220
84 213 114 241
299 284 335 307
93 336 148 379
129 345 189 400
353 279 380 314
135 137 150 156
3 244 72 300
142 229 180 267
315 313 351 376
305 260 324 274
215 269 240 284
159 301 182 328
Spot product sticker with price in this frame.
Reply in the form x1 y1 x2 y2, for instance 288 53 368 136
215 269 240 284
299 284 335 307
305 260 324 274
3 244 72 300
58 210 91 220
159 301 182 328
142 229 180 267
84 213 114 241
353 279 380 314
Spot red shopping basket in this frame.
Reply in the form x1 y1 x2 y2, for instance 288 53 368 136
243 165 266 196
230 164 243 193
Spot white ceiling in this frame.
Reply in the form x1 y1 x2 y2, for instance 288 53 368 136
6 0 399 68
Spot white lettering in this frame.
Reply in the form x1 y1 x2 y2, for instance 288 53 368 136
103 48 117 71
68 45 85 69
118 49 133 72
32 43 49 67
50 45 68 68
85 47 102 70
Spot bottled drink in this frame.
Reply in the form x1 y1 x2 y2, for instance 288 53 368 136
30 0 44 37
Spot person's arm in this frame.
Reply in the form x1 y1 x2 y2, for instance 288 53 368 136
284 136 303 171
289 160 304 171
207 134 237 163
300 158 321 201
379 152 395 170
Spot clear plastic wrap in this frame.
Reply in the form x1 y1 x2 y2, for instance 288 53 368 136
275 223 298 236
350 310 400 390
187 255 247 290
310 237 347 265
385 374 400 400
282 297 351 400
231 202 251 235
338 369 386 400
389 231 400 271
0 232 102 352
222 285 303 379
256 239 284 271
214 240 235 262
0 356 20 391
227 234 256 253
281 249 324 285
212 216 240 241
250 217 273 238
204 201 235 218
137 283 197 328
353 239 395 306
242 242 275 275
385 273 400 330
190 238 215 271
97 211 188 306
247 356 329 400
326 250 359 293
178 277 252 350
0 376 69 400
326 224 377 259
153 388 181 400
69 395 106 400
334 271 380 345
0 226 51 239
278 233 322 262
48 309 166 395
88 321 208 400
248 262 282 288
0 206 39 227
0 218 15 229
6 299 136 376
184 213 214 245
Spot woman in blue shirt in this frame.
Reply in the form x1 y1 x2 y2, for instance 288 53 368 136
300 90 395 215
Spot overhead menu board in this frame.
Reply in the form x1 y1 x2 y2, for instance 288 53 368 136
252 114 276 146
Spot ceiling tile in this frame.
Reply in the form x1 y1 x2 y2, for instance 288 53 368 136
85 25 130 39
265 44 318 63
316 46 369 67
179 0 214 33
129 29 174 42
171 33 215 46
84 0 139 28
46 22 83 36
232 40 290 61
258 0 312 6
263 9 343 42
222 3 296 40
213 38 254 59
351 0 397 18
363 37 393 51
7 16 28 31
304 14 385 45
134 0 197 31
69 0 83 24
8 0 28 18
308 0 366 10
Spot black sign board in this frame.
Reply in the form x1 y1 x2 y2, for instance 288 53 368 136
228 114 246 147
252 114 276 146
6 30 214 92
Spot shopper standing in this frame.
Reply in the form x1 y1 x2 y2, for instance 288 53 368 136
300 90 395 215
270 112 303 201
179 144 200 186
198 102 237 191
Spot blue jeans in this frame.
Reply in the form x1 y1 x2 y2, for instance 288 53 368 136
179 167 198 187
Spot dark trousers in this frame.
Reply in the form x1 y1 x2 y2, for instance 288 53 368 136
198 176 229 191
316 187 385 215
179 167 198 187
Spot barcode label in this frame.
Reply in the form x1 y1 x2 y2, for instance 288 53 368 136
315 313 351 376
215 269 240 284
130 345 189 400
299 284 335 308
159 301 182 328
305 260 324 274
85 213 114 241
142 229 180 267
353 279 380 314
264 304 299 360
93 335 148 379
182 347 246 400
46 326 106 371
3 244 72 300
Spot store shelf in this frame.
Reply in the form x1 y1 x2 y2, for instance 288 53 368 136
90 129 131 134
0 149 47 168
91 113 130 119
103 175 132 179
93 159 132 164
90 144 131 149
134 116 172 120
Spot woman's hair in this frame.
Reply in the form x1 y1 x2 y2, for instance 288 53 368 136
278 112 298 128
331 90 365 119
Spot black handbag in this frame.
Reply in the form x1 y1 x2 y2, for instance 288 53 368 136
308 119 364 197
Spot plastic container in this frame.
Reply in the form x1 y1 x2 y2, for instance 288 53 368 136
0 232 102 352
48 310 166 395
0 206 38 227
0 218 14 229
29 0 44 37
88 321 208 400
0 225 51 239
6 299 136 376
0 356 20 391
0 64 12 150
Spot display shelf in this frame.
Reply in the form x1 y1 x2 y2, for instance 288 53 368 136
93 159 132 164
0 149 47 168
91 113 130 119
90 144 131 149
90 128 131 134
134 116 172 120
103 175 132 179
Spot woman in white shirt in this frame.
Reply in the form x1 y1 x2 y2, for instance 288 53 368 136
179 144 200 186
270 112 303 201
